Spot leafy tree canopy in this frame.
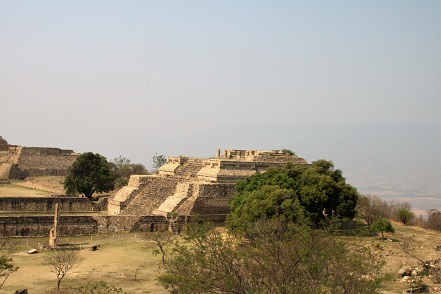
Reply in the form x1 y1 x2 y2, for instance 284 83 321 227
64 152 115 199
111 156 148 187
227 160 359 230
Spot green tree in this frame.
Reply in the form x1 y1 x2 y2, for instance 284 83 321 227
396 208 414 225
111 156 148 187
152 153 167 173
227 185 305 230
228 160 359 229
64 152 115 200
158 219 384 294
370 217 395 240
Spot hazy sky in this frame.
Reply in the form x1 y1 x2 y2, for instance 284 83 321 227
0 1 439 209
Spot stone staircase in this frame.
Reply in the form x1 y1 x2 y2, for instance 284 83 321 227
153 182 193 216
107 185 140 214
122 177 179 215
174 159 204 180
175 184 200 216
0 163 12 180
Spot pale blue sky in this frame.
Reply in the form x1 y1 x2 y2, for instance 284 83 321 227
0 1 439 210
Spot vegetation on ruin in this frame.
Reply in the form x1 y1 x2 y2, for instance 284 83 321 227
227 160 358 230
64 152 115 200
152 153 167 173
281 148 296 155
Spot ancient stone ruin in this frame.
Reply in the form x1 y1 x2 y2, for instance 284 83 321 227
0 136 79 180
108 149 308 221
0 146 308 237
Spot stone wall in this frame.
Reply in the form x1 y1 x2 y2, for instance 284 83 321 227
0 215 170 237
0 215 98 237
93 215 169 233
108 176 180 215
188 183 236 215
0 197 94 213
0 143 79 179
17 147 78 177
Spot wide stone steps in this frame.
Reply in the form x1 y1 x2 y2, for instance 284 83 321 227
121 178 179 215
175 159 204 179
0 163 12 180
153 183 192 216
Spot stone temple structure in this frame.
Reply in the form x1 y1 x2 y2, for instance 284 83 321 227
0 137 79 180
0 144 309 237
108 149 308 220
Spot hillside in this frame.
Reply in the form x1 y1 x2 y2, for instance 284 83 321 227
364 221 440 293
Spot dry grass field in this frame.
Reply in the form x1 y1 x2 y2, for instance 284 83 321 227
2 233 169 293
0 176 67 197
0 222 438 293
0 184 52 197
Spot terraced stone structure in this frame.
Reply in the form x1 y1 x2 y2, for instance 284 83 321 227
0 137 79 180
108 149 308 221
0 146 308 237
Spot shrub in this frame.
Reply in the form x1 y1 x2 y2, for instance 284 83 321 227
159 219 384 294
78 281 128 293
370 217 395 240
396 208 414 225
425 210 441 232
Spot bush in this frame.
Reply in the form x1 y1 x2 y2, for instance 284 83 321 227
424 210 441 232
356 195 391 226
159 219 384 294
78 281 128 293
370 217 395 240
396 208 414 225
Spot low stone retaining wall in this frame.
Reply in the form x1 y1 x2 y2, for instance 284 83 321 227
0 197 94 213
0 215 98 237
0 215 171 237
0 214 228 238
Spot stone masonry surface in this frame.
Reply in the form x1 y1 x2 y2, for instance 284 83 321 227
109 149 308 219
0 147 308 237
0 137 79 180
